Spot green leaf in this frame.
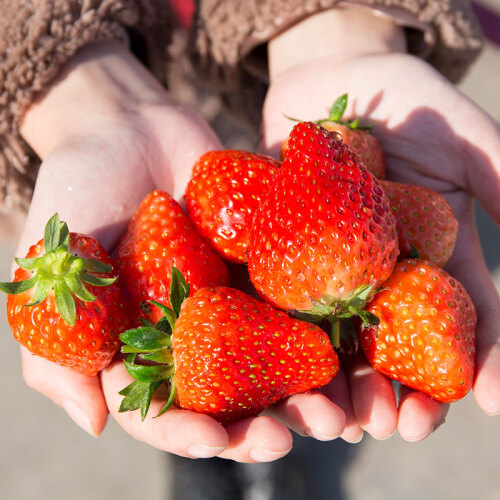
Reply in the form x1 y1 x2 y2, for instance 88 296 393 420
348 117 360 129
0 276 37 295
347 285 374 310
64 276 96 302
121 345 147 354
81 272 117 287
357 310 380 328
156 382 177 418
81 258 113 274
156 316 176 335
140 348 174 364
119 380 164 421
120 326 171 351
150 301 177 332
58 222 70 250
14 257 40 271
169 267 190 317
124 360 173 383
328 94 348 122
54 280 76 325
44 214 61 254
26 278 52 306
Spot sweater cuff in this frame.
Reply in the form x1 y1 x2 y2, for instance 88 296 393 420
194 0 483 85
0 0 171 216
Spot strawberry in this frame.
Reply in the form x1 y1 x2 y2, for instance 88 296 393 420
358 259 476 402
114 190 230 325
118 268 338 424
281 94 386 179
380 180 458 267
185 150 280 263
0 214 126 376
248 122 399 344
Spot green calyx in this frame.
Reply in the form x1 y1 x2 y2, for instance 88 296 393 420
318 93 374 131
0 213 116 325
293 284 380 349
283 94 374 131
118 267 190 421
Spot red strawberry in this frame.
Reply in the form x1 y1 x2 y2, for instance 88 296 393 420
380 180 458 267
119 269 338 424
0 214 126 376
358 259 476 402
185 150 281 263
114 190 230 325
248 122 398 342
281 94 386 179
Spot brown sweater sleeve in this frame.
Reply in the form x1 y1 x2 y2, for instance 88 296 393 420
0 0 170 217
194 0 483 83
190 0 483 129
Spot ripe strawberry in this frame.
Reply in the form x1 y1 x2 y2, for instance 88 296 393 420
380 180 458 267
0 214 126 376
281 94 386 179
119 269 338 424
248 122 399 343
358 259 476 402
185 150 281 263
114 190 230 325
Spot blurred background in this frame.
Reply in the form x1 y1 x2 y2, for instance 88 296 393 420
1 2 499 499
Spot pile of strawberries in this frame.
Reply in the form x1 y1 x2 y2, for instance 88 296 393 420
1 95 476 426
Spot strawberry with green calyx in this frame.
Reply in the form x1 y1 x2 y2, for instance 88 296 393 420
0 214 126 376
281 94 386 179
185 150 281 263
249 122 399 340
357 259 476 402
114 190 230 326
119 268 339 424
379 180 458 267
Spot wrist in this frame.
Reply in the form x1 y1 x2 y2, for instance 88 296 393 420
268 6 406 82
19 41 171 160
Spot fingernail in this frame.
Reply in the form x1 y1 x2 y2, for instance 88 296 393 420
187 442 226 458
304 427 338 441
249 447 290 462
347 430 364 444
62 399 96 437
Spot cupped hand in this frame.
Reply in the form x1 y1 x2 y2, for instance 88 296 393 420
15 41 348 461
262 50 500 441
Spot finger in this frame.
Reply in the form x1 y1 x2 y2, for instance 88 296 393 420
347 355 398 440
321 368 364 443
218 415 293 463
265 390 346 441
21 347 108 436
397 386 449 442
445 207 500 415
101 360 229 458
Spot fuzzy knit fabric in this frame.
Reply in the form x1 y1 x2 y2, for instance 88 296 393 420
0 0 483 219
0 0 171 217
192 0 483 130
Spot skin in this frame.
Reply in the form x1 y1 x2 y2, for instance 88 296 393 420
15 7 500 459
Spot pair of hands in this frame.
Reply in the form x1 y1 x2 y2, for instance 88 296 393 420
16 11 500 463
